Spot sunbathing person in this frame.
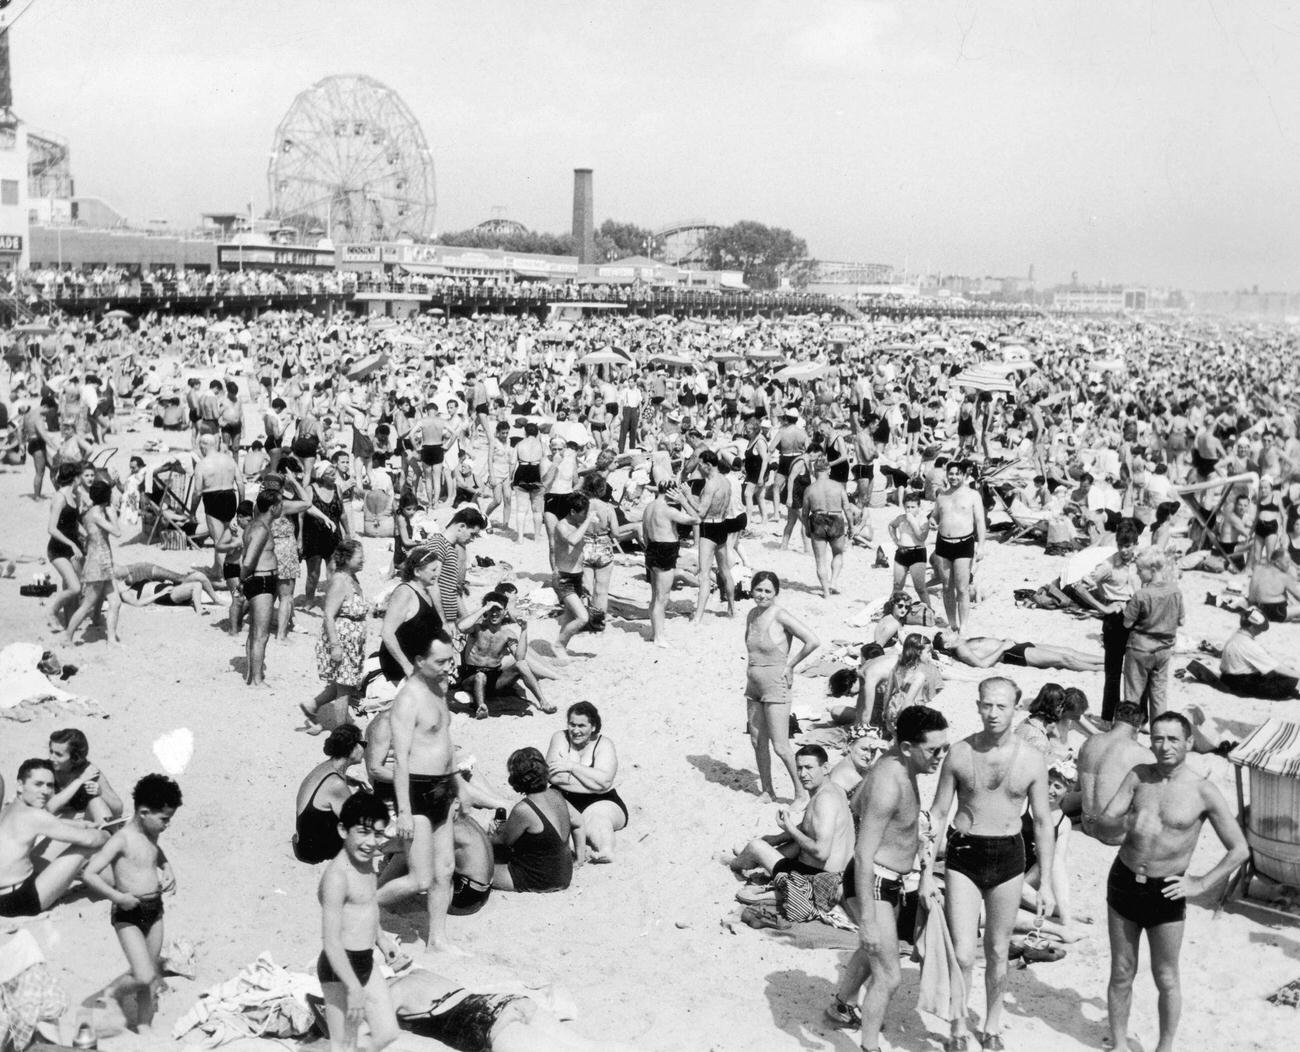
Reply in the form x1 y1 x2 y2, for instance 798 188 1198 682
546 702 629 863
1011 764 1086 944
47 727 124 825
454 592 553 718
381 965 643 1052
932 630 1104 672
490 748 583 893
113 567 218 615
0 758 109 918
727 745 853 888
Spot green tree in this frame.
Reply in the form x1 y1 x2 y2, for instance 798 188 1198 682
594 219 655 261
703 221 811 290
436 228 576 255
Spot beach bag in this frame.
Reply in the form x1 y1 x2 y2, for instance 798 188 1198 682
904 605 936 628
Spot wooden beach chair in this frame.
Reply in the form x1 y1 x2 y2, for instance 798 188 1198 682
1175 471 1257 565
141 461 201 550
1219 717 1300 921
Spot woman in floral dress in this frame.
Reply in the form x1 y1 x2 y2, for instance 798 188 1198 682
303 539 368 733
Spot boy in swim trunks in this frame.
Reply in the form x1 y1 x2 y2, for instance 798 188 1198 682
317 793 399 1052
80 774 183 1035
888 489 932 609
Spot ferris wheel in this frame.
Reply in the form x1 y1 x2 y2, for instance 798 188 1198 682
267 74 436 242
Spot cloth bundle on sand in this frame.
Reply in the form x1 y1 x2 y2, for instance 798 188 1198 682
172 953 317 1047
0 930 69 1051
0 644 103 724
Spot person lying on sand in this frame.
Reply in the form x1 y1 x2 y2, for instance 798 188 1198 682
932 630 1104 673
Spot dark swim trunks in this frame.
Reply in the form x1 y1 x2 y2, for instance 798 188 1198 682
0 873 42 918
317 947 375 987
543 492 571 519
111 892 165 932
700 520 730 546
1259 600 1288 623
645 540 680 573
809 511 846 541
841 859 904 907
895 545 927 568
772 856 824 879
560 787 630 826
1106 857 1187 929
934 532 976 562
945 830 1026 890
420 444 445 466
1001 642 1031 667
408 772 457 826
242 572 277 600
201 489 238 524
450 873 493 916
554 571 586 602
292 435 320 459
400 993 525 1051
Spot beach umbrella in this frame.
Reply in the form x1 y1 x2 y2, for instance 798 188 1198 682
953 368 1016 394
348 353 389 381
647 353 695 369
652 313 675 323
980 359 1039 377
499 369 528 393
367 316 398 330
388 333 425 347
746 346 784 361
14 322 54 335
104 309 132 320
775 362 833 382
579 348 635 368
710 350 745 362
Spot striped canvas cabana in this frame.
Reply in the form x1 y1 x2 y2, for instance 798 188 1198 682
1221 719 1300 912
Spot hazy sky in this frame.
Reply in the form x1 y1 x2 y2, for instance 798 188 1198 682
14 0 1300 288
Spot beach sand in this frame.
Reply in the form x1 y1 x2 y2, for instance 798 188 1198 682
1 420 1297 1052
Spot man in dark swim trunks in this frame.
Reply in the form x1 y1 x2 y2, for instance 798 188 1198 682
1094 712 1246 1052
0 758 109 919
931 631 1105 672
929 679 1055 1051
192 433 244 578
377 633 462 955
930 460 985 634
641 480 699 646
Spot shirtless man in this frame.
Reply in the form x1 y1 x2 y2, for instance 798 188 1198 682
191 433 243 577
1077 702 1152 845
930 460 985 633
771 410 810 509
930 678 1055 1051
728 744 853 883
852 420 878 507
1095 712 1247 1052
0 758 109 919
414 405 449 509
829 706 950 1048
239 488 282 686
689 450 735 623
377 633 462 955
454 591 552 717
552 492 593 655
801 455 853 598
932 630 1105 673
641 480 699 647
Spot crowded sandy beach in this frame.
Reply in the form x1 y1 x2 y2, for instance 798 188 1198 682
0 302 1298 1052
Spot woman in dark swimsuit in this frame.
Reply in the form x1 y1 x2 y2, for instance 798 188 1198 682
546 701 628 864
743 419 772 523
509 424 545 540
292 725 363 864
301 463 348 605
491 747 581 892
46 462 84 631
379 546 444 683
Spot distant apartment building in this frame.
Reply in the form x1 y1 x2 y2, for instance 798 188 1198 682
1053 287 1148 313
804 259 895 298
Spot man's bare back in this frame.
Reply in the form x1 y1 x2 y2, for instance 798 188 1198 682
798 780 854 872
1078 728 1153 844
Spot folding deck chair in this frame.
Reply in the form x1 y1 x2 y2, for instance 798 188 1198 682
141 461 202 550
1175 471 1258 564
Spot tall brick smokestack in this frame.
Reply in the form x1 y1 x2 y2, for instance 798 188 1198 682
572 168 595 265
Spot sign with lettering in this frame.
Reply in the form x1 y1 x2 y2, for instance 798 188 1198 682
0 233 22 252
